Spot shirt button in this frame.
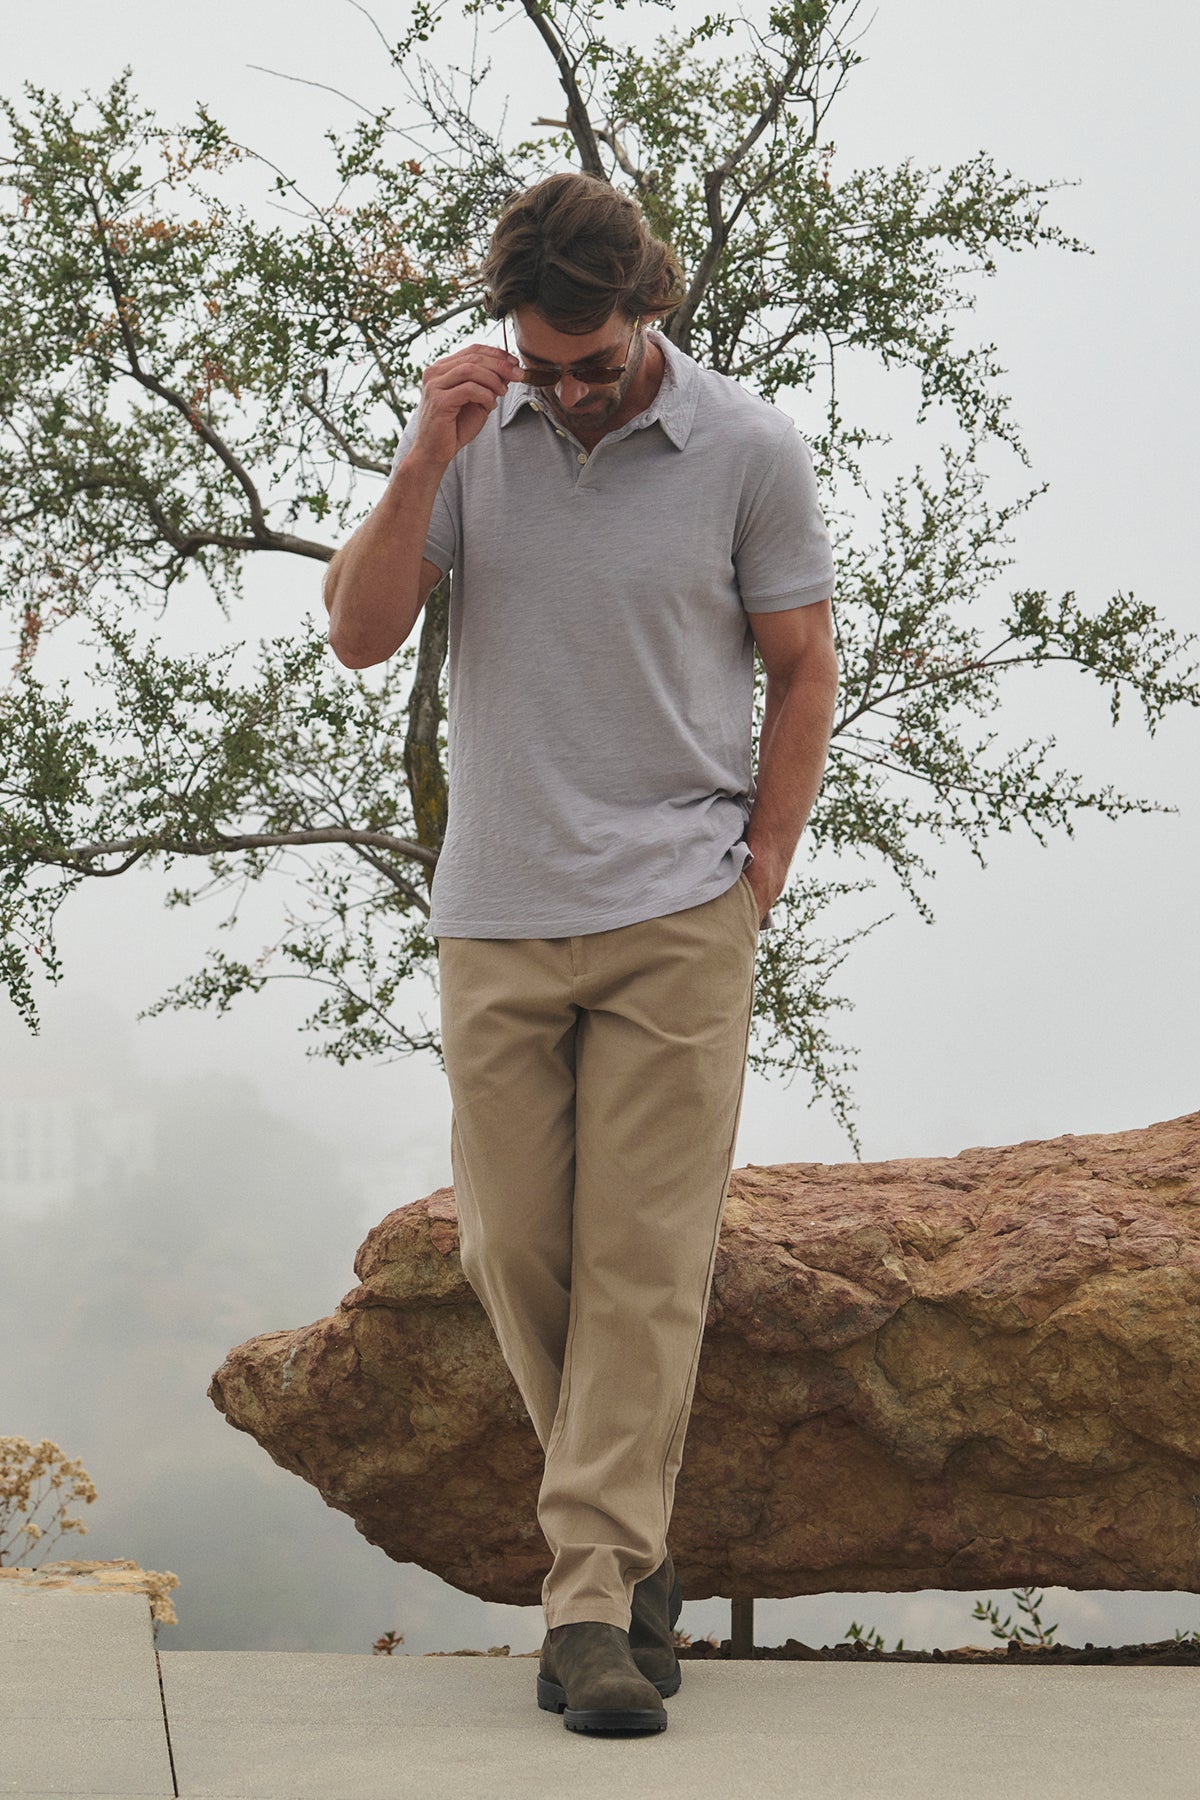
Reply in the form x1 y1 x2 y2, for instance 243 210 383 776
556 429 565 438
576 451 587 464
530 402 540 412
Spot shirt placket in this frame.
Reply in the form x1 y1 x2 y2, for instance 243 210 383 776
527 400 597 484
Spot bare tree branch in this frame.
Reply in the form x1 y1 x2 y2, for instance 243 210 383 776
535 114 654 194
297 385 394 476
669 40 809 349
32 826 437 872
520 0 606 178
80 184 328 558
140 493 332 562
349 839 432 910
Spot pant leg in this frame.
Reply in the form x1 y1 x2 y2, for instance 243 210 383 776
538 871 760 1630
437 934 579 1449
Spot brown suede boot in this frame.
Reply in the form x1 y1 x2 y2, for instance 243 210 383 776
628 1552 683 1696
537 1622 668 1734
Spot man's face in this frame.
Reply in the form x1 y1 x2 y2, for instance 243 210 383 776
509 304 646 430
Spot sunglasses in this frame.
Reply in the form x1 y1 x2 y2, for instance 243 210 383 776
501 314 641 387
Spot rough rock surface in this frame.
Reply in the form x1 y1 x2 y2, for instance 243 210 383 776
0 1559 180 1624
209 1111 1200 1605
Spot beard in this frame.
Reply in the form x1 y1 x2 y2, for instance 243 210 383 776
547 328 646 427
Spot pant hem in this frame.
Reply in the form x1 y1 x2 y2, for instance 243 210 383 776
544 1603 632 1633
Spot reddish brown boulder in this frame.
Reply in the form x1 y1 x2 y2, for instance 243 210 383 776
209 1111 1200 1603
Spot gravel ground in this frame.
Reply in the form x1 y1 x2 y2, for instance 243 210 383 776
678 1636 1200 1665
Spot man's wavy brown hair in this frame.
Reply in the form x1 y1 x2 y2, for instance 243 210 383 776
479 172 687 335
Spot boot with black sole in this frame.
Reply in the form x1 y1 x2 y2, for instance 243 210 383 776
537 1621 669 1734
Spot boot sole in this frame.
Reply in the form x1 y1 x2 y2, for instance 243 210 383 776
537 1674 668 1732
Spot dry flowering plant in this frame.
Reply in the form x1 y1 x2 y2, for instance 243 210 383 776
0 1435 97 1565
0 1436 180 1634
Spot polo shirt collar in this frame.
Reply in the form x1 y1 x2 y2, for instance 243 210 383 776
498 326 699 449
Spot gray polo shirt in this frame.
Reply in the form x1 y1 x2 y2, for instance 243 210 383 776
388 328 835 939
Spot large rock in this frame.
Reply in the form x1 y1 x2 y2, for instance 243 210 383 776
209 1111 1200 1603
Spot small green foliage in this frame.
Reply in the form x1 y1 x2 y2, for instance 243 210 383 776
973 1586 1058 1647
843 1618 883 1650
850 1594 1200 1654
845 1627 899 1648
847 1589 1062 1654
843 1619 905 1653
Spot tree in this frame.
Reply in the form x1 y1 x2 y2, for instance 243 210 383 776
1 0 1195 1157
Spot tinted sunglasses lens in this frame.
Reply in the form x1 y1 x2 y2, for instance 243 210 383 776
519 365 623 386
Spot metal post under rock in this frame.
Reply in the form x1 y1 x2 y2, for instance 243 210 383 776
730 1596 755 1659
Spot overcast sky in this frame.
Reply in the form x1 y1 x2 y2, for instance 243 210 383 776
2 0 1198 1658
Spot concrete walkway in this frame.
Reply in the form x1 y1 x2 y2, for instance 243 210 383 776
3 1584 1199 1798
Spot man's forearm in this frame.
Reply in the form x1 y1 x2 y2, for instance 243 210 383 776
745 662 839 888
325 449 448 668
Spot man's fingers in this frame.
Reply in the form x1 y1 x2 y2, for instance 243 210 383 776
412 343 524 462
424 366 507 399
439 344 520 372
426 347 521 387
424 348 522 397
449 381 506 409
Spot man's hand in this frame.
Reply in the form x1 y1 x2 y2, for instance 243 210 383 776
743 844 788 925
413 342 524 467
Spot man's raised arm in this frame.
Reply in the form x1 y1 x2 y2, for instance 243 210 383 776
325 340 521 668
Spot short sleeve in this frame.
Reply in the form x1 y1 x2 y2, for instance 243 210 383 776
733 423 835 612
388 407 460 576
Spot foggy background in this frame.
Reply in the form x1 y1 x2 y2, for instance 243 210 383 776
1 0 1197 1657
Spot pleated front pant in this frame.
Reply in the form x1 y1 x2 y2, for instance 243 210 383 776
436 868 760 1631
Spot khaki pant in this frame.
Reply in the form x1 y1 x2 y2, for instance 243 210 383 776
437 868 760 1632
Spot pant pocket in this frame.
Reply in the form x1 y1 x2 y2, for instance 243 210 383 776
737 867 762 932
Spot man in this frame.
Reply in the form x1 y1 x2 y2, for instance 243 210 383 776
324 170 838 1735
